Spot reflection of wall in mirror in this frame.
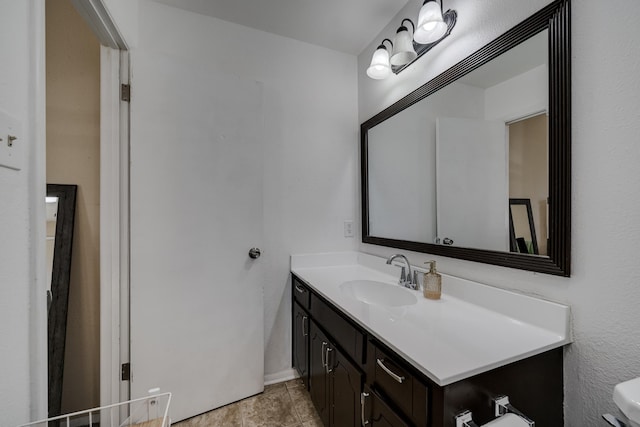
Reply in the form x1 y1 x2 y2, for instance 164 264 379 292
368 82 485 243
509 114 548 255
368 103 434 242
485 65 548 122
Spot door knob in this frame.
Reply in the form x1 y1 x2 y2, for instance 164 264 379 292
443 238 454 245
248 248 261 259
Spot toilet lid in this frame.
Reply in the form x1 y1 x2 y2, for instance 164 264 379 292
614 377 640 424
483 414 531 427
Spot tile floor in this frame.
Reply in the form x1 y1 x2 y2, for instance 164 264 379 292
174 379 322 427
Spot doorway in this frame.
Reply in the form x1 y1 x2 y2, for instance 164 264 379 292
507 113 549 255
45 0 101 415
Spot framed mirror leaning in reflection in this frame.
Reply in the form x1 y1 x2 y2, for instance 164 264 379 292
47 183 77 417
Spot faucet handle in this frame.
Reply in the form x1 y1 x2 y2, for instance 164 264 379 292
399 266 407 285
412 271 421 289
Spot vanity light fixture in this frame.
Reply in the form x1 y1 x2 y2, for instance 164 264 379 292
366 38 393 80
390 19 418 66
367 0 456 79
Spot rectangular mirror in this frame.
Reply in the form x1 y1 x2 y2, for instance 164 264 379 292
361 0 570 276
47 183 77 417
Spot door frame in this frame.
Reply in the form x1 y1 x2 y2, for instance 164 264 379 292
71 0 130 407
99 46 130 408
32 0 48 419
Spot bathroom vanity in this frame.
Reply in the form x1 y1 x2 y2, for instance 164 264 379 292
291 252 571 426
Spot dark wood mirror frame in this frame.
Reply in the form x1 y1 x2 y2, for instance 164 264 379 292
361 0 570 276
47 183 77 417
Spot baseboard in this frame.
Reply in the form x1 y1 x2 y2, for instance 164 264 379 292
264 368 298 386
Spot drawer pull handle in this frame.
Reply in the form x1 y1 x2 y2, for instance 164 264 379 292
376 358 405 384
326 347 334 373
361 392 370 426
302 315 308 337
295 284 306 294
321 342 328 367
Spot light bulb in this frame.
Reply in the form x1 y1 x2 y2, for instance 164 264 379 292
390 26 417 66
414 0 447 44
367 45 391 79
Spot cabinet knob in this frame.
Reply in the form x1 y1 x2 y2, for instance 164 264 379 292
248 247 261 259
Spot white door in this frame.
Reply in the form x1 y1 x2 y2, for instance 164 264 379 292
130 51 264 422
436 117 508 251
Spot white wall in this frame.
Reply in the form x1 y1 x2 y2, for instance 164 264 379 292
102 0 138 47
367 82 484 244
132 1 358 380
0 0 47 424
484 64 548 122
358 0 640 424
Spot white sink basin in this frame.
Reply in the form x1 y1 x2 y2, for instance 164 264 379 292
340 280 417 307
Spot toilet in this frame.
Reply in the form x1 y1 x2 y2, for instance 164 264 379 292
612 377 640 426
482 413 531 426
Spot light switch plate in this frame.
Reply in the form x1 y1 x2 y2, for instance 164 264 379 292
0 110 23 171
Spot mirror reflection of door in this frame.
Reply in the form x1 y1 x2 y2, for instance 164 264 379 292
508 113 548 255
436 117 508 251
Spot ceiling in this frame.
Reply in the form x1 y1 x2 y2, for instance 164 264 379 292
150 0 413 55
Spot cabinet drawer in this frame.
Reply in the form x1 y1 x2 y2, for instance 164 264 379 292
310 293 365 365
362 385 411 427
292 275 311 310
369 341 428 426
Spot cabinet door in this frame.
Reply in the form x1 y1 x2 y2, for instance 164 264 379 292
362 386 410 427
329 347 363 427
309 321 330 426
292 302 309 387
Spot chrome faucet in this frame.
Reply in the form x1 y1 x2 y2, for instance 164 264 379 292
385 254 417 289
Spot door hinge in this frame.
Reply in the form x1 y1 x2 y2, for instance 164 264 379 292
121 84 131 102
121 363 131 381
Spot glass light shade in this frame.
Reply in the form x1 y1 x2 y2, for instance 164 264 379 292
414 0 447 44
367 46 391 79
390 28 417 66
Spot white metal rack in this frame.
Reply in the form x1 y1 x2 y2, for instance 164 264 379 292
20 393 172 427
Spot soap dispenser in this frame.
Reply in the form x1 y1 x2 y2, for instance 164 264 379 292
423 260 441 300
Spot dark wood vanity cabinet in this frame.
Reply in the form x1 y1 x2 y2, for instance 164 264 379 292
291 274 564 427
309 320 363 427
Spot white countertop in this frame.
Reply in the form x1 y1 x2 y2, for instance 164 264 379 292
291 252 571 386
